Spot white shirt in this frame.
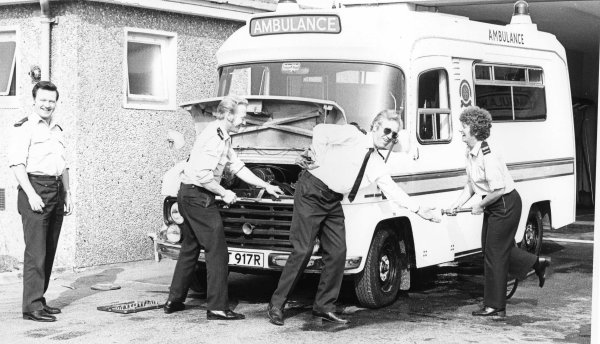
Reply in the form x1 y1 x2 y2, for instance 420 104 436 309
8 113 68 176
309 124 419 212
466 141 515 195
180 121 245 186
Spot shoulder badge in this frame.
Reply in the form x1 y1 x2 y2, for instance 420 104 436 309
217 127 224 140
14 117 28 127
481 141 491 155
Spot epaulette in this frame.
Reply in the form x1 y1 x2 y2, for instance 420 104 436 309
14 117 28 127
217 127 224 140
481 141 491 155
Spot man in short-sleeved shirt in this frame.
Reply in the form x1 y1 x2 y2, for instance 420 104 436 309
164 95 283 320
267 110 440 326
8 81 71 322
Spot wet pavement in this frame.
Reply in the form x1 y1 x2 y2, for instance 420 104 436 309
0 216 594 344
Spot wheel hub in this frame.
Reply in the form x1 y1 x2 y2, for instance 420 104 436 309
379 255 390 282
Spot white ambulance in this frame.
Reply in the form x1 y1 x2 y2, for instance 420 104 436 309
152 1 575 308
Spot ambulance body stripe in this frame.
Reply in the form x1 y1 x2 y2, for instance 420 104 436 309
391 157 574 196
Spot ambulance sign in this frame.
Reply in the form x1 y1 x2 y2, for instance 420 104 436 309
250 15 341 36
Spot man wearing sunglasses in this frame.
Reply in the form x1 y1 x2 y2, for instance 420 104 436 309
268 109 440 326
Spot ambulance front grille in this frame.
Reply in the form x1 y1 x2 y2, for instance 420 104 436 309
219 201 294 252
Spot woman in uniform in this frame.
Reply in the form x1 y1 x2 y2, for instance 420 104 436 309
449 106 550 317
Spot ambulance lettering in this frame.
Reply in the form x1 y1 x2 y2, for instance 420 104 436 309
488 29 525 45
250 15 341 36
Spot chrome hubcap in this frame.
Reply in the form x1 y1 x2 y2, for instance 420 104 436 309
379 255 390 282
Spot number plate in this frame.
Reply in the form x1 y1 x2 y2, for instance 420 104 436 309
228 249 264 268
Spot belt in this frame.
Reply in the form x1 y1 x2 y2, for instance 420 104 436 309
304 172 342 198
28 173 62 181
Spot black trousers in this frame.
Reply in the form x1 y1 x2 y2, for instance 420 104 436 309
18 175 64 313
270 172 346 313
168 183 230 311
482 189 537 309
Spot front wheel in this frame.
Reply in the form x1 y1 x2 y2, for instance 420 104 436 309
354 228 404 308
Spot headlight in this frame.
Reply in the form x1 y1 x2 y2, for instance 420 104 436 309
169 202 184 224
166 224 181 243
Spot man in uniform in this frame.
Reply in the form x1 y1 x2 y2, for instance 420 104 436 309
164 95 283 320
8 81 72 322
267 110 441 326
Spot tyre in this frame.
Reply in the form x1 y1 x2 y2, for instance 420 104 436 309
190 262 207 293
354 228 404 308
519 206 543 255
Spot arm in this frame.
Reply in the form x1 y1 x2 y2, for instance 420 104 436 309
472 187 505 215
62 168 72 215
235 167 283 198
449 183 475 210
10 165 44 212
376 174 440 223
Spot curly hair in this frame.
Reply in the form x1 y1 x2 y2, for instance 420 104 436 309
370 109 403 131
459 106 492 141
214 95 248 120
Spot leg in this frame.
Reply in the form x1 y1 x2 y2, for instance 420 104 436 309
313 202 346 313
18 187 50 313
167 213 201 303
270 175 327 310
43 184 64 298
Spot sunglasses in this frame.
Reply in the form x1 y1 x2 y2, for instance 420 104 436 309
383 127 398 139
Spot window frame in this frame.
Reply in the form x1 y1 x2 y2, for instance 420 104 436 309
416 68 452 145
123 28 177 111
473 63 546 122
0 27 19 109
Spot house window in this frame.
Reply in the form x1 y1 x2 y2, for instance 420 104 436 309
417 69 451 144
0 29 17 108
474 64 546 121
124 28 176 110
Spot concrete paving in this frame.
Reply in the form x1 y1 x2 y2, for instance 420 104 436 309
0 213 594 344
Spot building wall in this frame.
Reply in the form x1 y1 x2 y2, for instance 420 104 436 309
0 1 242 269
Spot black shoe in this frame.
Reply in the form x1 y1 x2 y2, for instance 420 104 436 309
164 301 185 314
23 310 56 322
207 310 245 320
471 306 506 317
42 304 61 315
535 257 551 288
312 310 349 324
267 303 284 326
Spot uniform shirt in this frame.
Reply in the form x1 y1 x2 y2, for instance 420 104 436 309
8 113 67 177
310 124 419 212
466 141 515 196
180 121 245 187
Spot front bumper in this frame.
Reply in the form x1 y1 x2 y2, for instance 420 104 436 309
148 233 362 274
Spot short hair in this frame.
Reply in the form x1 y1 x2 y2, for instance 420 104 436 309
370 109 403 131
459 106 492 141
32 81 59 101
214 95 248 119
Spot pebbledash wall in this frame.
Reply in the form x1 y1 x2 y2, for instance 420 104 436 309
0 1 247 268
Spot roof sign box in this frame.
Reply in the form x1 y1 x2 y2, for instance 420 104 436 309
250 15 341 36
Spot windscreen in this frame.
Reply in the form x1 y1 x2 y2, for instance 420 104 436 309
218 62 405 129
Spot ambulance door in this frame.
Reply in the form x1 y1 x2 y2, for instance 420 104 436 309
405 56 456 266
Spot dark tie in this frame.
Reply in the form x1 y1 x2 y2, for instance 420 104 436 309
348 148 375 203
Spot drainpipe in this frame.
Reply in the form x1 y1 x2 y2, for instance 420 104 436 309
39 0 53 81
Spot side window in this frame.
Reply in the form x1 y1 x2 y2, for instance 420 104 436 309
417 69 451 144
474 64 546 121
0 29 17 108
124 28 177 110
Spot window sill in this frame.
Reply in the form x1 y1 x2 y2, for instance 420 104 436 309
0 96 19 109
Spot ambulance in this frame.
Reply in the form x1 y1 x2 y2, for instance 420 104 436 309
151 0 575 308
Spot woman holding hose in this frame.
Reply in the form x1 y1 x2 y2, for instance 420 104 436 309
449 106 550 317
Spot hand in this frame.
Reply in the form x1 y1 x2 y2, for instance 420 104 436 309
222 190 237 205
264 184 284 198
295 148 319 170
27 192 45 213
417 206 441 223
471 203 484 215
64 192 73 215
444 206 458 216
